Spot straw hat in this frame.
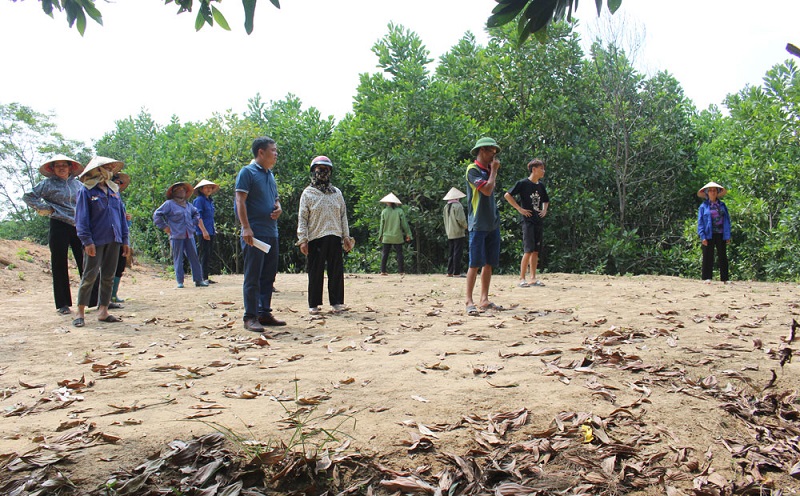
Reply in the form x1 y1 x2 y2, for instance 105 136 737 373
470 137 501 156
166 182 194 199
194 179 220 195
379 192 402 204
113 172 131 192
39 154 83 178
442 187 466 201
697 181 727 198
79 156 125 180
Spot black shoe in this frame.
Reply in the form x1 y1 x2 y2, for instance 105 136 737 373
206 279 217 284
57 306 72 315
243 318 265 332
258 313 286 326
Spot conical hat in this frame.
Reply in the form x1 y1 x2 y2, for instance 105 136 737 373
113 172 131 192
166 182 194 199
79 156 124 180
697 181 727 198
379 193 402 204
442 187 466 201
39 154 83 178
194 179 220 195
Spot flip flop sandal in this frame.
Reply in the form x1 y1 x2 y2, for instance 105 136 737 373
108 302 124 309
72 317 85 327
517 281 530 288
530 280 545 287
98 315 122 323
466 305 481 317
480 302 505 312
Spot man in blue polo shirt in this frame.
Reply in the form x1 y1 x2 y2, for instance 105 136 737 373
465 137 502 316
235 136 287 332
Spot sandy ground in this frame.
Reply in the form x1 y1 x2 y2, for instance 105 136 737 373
1 238 800 494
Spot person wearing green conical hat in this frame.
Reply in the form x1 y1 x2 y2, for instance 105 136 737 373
464 137 503 316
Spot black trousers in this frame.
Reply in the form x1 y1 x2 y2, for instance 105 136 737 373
196 234 214 280
701 233 729 281
114 246 126 277
381 243 404 273
307 235 344 307
49 218 85 309
447 237 465 276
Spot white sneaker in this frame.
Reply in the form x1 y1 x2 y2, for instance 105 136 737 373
309 306 321 315
332 304 348 312
703 279 712 284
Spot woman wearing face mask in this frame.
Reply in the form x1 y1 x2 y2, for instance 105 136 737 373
73 157 130 326
296 156 354 315
23 155 87 316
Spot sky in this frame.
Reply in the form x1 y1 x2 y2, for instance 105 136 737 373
1 0 798 146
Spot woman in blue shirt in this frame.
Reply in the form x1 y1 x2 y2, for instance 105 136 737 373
73 156 130 326
193 179 218 284
697 181 731 283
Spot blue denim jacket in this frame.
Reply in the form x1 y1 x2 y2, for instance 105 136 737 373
697 200 731 241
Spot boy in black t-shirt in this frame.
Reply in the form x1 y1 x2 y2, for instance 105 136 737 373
504 159 549 287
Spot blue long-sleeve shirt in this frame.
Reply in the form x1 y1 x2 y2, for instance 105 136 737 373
193 194 215 237
153 199 201 240
75 185 129 247
697 200 731 241
23 176 83 226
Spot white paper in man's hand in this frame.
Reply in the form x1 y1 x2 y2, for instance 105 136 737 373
252 238 271 253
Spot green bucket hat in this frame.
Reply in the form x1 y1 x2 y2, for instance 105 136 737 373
470 137 501 156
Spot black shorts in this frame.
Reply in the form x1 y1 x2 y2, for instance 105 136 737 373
522 222 543 253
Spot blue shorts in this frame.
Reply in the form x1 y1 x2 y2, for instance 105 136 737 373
469 228 500 268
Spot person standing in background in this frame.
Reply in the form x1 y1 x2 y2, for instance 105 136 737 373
442 187 468 278
193 179 219 285
109 172 132 306
697 181 731 284
378 193 412 275
153 182 210 289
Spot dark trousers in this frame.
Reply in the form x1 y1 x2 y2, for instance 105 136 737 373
77 242 120 307
381 243 404 273
49 218 85 309
241 236 278 320
114 247 126 277
196 234 215 280
701 233 729 281
307 235 344 308
447 237 465 276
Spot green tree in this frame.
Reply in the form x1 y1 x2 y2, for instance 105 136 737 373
24 0 620 44
0 102 89 240
334 23 479 273
693 59 800 280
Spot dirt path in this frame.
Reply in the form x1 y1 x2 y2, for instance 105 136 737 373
1 239 799 494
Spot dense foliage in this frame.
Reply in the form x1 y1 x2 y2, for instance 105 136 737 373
1 23 798 281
